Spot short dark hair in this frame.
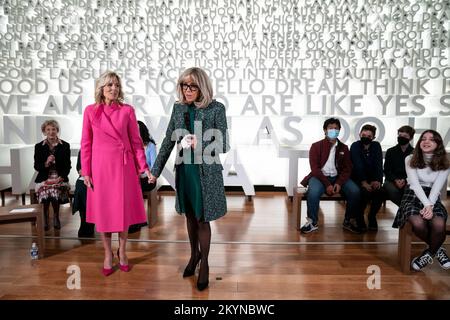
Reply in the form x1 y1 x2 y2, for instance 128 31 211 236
323 118 341 130
398 125 415 139
360 124 377 136
137 121 155 145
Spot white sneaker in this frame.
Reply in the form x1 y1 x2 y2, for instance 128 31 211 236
300 218 318 234
411 250 433 271
435 247 450 270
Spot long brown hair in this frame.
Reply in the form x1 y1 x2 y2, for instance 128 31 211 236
409 130 449 171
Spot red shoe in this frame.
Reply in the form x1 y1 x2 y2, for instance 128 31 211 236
102 253 115 276
117 249 131 272
102 267 115 276
119 263 131 272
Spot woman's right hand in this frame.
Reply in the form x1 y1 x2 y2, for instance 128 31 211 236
45 155 55 167
84 176 93 189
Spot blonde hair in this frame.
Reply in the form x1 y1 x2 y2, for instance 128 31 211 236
41 119 60 133
94 71 124 105
176 67 213 108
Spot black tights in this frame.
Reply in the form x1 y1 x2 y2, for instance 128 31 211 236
43 199 60 218
408 215 446 255
185 209 211 283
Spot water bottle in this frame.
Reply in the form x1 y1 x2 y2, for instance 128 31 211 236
30 242 39 260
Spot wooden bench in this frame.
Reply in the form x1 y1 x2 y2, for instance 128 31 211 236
292 186 345 230
1 187 11 206
0 204 45 258
1 188 26 207
398 221 450 273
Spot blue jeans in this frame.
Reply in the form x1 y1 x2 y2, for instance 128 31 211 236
306 176 361 225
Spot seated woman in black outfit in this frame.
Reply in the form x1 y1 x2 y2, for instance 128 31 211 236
34 120 71 231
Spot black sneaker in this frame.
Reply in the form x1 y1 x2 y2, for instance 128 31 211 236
300 218 318 234
411 250 433 271
435 247 450 269
343 219 362 234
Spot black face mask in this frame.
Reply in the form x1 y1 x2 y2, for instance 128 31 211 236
397 136 410 146
360 137 372 145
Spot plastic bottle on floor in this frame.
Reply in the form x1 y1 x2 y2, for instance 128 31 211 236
30 242 39 260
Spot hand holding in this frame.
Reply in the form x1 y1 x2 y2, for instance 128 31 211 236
146 170 156 184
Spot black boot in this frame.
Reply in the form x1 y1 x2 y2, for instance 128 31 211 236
53 213 61 229
78 215 95 238
44 211 49 231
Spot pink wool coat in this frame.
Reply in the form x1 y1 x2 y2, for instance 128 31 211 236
81 102 148 232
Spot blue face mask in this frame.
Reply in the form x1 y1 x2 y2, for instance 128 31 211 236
327 129 340 139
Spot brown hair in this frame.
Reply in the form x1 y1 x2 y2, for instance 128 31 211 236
360 124 377 136
398 125 415 139
410 130 449 171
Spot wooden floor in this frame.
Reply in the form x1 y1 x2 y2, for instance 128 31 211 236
0 191 449 300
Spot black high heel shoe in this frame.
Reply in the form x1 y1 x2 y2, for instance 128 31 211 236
183 253 201 278
197 263 209 291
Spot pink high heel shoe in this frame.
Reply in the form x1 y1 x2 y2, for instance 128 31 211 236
117 249 131 272
102 253 115 276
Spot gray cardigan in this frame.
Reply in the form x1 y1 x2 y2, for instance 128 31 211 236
151 100 230 221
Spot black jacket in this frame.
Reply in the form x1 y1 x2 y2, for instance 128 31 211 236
350 140 383 184
34 140 71 183
383 144 414 182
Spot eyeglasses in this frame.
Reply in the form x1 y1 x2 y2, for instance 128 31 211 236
181 83 199 92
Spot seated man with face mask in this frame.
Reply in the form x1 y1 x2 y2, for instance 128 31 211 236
300 118 362 234
350 124 384 232
383 125 415 207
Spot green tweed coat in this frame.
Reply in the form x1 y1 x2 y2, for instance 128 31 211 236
151 99 230 221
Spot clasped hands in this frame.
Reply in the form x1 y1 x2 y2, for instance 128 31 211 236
326 183 341 196
83 170 157 189
362 180 381 192
45 155 55 167
420 205 434 220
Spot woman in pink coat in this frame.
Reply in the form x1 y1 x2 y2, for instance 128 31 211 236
81 71 153 276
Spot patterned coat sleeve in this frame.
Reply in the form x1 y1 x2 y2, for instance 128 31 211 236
151 105 176 177
214 102 230 153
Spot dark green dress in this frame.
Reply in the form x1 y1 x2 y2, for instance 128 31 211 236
177 104 204 221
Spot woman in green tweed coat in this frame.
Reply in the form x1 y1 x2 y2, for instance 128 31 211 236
149 67 230 291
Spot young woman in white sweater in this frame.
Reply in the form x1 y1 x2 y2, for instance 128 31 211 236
393 129 450 271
